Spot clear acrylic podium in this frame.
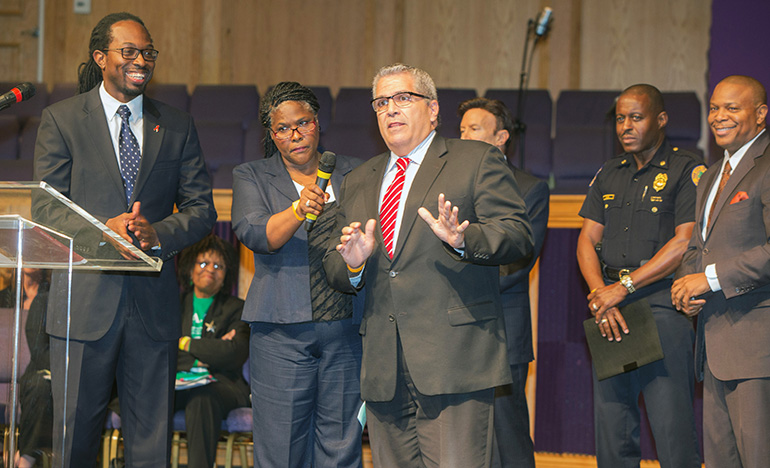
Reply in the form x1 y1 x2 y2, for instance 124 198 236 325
0 181 161 466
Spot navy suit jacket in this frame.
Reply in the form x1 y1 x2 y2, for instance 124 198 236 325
33 86 216 341
499 166 550 366
232 152 363 323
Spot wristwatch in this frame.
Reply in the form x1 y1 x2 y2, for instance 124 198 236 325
619 272 636 294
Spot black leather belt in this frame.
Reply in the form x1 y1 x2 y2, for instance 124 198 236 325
602 265 635 281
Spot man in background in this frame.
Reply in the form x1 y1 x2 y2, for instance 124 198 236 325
458 97 549 468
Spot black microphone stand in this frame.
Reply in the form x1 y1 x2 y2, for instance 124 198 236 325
513 17 548 171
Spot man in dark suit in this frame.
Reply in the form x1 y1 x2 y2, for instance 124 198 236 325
458 97 549 468
673 75 770 468
33 12 216 467
323 63 533 467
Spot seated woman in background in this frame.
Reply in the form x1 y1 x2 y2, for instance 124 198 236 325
175 234 250 468
232 81 364 467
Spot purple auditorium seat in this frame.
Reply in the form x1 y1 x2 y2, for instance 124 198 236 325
0 82 48 125
189 85 259 129
243 120 265 160
308 86 333 133
485 89 554 179
436 88 477 139
320 123 388 161
145 83 190 112
662 91 703 159
0 160 34 181
551 90 620 194
212 163 237 190
196 120 245 176
18 117 40 161
48 83 78 105
326 87 386 160
0 115 19 160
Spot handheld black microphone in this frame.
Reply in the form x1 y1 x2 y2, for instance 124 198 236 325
0 82 36 112
534 7 553 37
305 151 337 232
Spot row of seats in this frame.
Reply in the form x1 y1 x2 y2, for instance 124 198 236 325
0 82 703 193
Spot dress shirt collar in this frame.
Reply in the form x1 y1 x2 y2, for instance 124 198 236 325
721 128 766 173
386 130 436 172
99 81 143 123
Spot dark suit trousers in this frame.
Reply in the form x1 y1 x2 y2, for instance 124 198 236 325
491 363 535 468
592 292 701 468
50 291 176 468
367 336 496 468
704 359 770 468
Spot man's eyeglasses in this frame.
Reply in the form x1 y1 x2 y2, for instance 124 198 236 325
271 119 317 141
371 92 431 113
197 261 224 271
102 47 160 61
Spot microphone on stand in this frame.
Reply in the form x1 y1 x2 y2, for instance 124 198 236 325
304 151 337 232
534 7 553 38
0 83 36 111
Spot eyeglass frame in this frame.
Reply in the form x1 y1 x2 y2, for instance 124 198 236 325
371 91 432 113
196 261 224 271
102 47 160 61
270 118 318 141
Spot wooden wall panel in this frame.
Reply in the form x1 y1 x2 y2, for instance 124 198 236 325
28 0 709 100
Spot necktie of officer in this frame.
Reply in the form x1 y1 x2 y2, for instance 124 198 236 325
380 157 410 258
117 105 141 204
707 160 731 229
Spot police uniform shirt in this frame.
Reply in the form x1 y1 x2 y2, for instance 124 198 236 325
579 140 704 270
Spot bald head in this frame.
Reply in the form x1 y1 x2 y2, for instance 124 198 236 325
619 84 665 115
719 75 767 106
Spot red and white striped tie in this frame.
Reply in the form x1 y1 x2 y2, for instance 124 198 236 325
380 157 410 258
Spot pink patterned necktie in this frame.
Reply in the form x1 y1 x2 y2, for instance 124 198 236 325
380 157 410 258
707 160 731 229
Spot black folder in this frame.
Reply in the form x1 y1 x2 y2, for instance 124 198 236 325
583 299 664 381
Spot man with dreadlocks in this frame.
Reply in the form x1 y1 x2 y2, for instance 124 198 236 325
232 81 364 467
33 12 216 467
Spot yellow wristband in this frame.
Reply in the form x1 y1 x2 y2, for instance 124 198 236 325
291 200 304 221
179 336 191 351
347 263 365 273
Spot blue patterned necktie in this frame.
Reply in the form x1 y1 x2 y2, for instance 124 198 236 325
117 105 141 204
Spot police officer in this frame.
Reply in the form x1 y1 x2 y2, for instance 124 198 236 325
576 84 703 467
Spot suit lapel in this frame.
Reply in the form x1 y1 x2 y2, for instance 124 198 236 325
393 136 447 260
82 88 126 202
132 98 162 206
366 154 389 259
706 132 770 239
263 152 304 202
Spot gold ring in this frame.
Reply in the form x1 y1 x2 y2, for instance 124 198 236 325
601 318 608 324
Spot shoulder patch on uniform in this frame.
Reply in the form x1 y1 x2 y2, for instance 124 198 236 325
691 164 707 186
589 167 602 187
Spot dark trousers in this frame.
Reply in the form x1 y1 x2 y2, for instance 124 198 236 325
491 363 535 468
366 336 496 468
249 319 363 468
703 359 770 468
50 295 176 468
174 380 249 468
592 303 700 468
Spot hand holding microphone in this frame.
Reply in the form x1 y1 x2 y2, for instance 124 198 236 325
304 151 337 231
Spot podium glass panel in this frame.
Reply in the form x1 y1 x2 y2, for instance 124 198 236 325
0 182 160 466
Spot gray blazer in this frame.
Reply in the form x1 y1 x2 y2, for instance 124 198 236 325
33 86 216 341
232 152 362 323
680 130 770 381
324 136 534 401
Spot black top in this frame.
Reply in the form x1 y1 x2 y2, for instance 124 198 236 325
580 140 704 270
